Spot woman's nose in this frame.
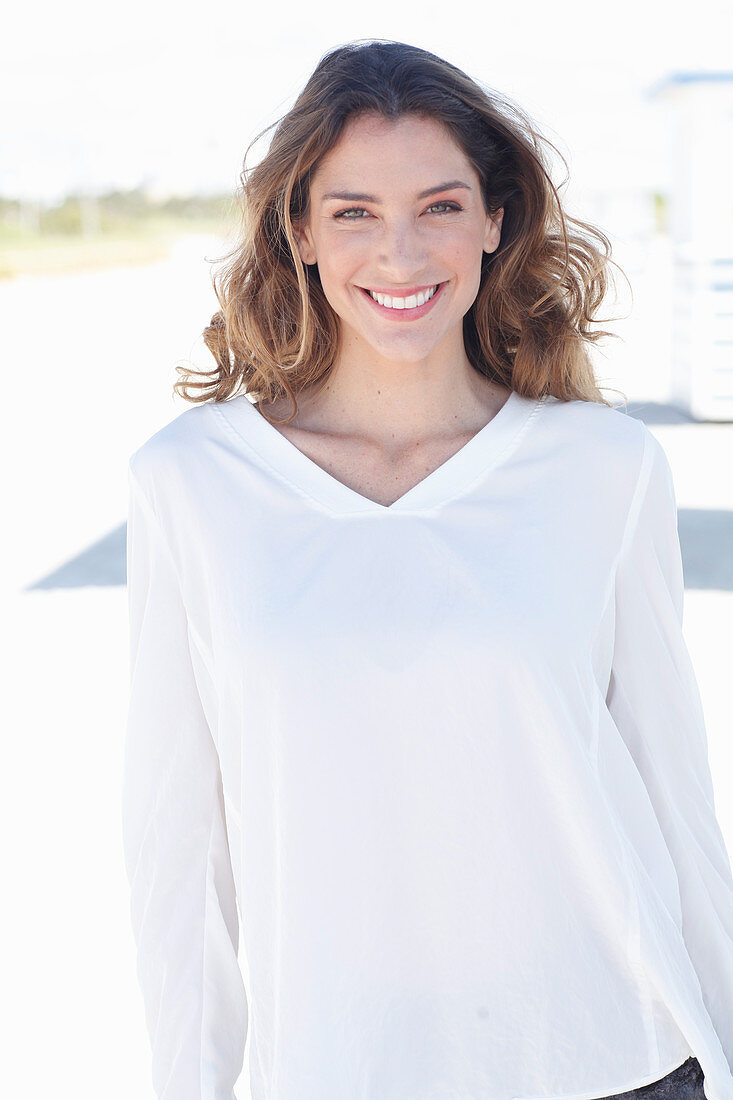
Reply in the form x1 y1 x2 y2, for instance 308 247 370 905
374 219 428 273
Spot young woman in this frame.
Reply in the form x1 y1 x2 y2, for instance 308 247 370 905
122 39 733 1100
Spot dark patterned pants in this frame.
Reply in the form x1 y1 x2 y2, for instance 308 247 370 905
599 1057 705 1100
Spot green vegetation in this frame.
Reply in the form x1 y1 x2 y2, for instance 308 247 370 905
0 188 238 279
651 191 668 235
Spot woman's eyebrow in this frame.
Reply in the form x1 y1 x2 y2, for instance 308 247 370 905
321 180 472 202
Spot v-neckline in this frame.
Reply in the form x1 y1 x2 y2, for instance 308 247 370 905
213 388 547 515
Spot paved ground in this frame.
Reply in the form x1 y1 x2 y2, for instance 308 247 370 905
1 233 730 1100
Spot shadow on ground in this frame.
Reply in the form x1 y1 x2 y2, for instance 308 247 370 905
621 400 697 425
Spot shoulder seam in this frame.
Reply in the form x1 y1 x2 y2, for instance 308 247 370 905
127 460 185 592
613 424 656 574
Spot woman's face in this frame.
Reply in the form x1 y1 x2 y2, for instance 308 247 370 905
293 112 503 365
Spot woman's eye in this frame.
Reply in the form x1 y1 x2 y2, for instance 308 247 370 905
426 202 462 214
332 201 462 220
333 208 370 219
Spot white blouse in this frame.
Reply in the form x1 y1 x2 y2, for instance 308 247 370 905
122 389 733 1100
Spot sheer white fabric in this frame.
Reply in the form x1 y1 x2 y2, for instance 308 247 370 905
123 473 247 1100
122 391 733 1100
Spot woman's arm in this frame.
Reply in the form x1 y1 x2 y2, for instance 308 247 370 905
606 425 733 1068
122 460 247 1100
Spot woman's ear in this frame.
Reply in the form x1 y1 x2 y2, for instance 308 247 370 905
292 218 317 266
483 206 504 255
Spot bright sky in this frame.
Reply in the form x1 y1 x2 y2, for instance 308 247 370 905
2 0 732 204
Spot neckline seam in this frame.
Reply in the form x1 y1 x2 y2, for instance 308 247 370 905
213 398 432 516
211 391 547 516
210 402 345 515
422 393 550 512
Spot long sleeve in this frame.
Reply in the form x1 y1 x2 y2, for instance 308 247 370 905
606 425 733 1068
122 460 247 1100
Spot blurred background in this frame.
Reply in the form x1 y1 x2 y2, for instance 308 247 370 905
2 2 732 1097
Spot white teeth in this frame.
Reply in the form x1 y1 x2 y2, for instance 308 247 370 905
368 285 439 309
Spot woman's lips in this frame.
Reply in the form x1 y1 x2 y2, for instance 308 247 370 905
359 281 446 321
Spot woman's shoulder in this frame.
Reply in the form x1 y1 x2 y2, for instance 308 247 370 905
536 394 658 502
128 398 223 494
543 392 645 432
542 392 649 452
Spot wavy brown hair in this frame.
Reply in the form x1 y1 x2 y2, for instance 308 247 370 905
175 38 630 420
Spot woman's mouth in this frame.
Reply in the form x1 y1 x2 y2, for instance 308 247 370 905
358 281 446 320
